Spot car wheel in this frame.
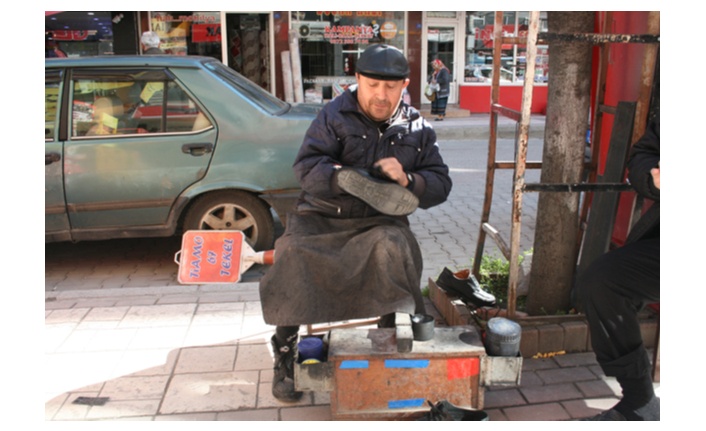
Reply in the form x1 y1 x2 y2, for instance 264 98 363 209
183 191 275 251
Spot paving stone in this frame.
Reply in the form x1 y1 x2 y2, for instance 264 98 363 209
483 388 526 408
160 371 259 414
520 383 584 404
502 402 571 421
174 345 237 373
536 366 596 385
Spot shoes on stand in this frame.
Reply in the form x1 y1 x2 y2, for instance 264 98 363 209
435 267 496 308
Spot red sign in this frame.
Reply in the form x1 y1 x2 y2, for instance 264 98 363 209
177 230 243 284
192 23 221 43
51 30 96 41
475 24 528 49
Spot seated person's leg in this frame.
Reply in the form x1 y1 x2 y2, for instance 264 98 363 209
577 237 659 420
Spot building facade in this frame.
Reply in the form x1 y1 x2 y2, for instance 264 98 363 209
45 11 550 113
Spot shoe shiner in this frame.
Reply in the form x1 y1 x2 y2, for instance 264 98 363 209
259 44 452 401
576 115 660 420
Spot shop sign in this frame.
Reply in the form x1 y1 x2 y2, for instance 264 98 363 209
475 24 528 49
192 23 221 43
51 30 96 41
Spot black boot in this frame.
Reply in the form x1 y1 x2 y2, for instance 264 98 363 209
271 334 303 402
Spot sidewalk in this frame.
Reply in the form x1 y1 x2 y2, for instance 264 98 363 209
45 112 660 421
45 283 658 421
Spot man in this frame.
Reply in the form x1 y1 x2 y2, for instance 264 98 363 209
578 114 660 420
259 44 452 402
141 31 164 54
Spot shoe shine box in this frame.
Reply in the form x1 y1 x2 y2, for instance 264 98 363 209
295 325 521 420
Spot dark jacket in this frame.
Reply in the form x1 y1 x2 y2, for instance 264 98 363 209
625 115 660 244
293 87 452 218
432 67 451 99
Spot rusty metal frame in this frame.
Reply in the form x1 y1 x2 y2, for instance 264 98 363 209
471 11 660 319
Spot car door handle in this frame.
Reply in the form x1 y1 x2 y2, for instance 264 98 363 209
45 152 61 165
182 143 213 157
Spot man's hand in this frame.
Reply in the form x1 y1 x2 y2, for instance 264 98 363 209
374 157 408 186
651 164 660 190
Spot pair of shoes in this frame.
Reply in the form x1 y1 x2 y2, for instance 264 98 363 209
270 334 303 402
434 117 444 121
417 400 489 421
435 267 496 307
337 168 419 216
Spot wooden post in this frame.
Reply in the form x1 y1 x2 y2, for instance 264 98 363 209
288 29 304 103
281 50 294 103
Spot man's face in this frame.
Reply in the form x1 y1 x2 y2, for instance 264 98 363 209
356 73 409 122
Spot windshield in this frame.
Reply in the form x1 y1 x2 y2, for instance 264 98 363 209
205 61 288 115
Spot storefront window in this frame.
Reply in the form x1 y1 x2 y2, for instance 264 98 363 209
291 11 406 102
464 11 548 84
45 11 114 57
149 12 221 58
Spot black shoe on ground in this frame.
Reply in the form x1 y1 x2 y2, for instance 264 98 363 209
337 168 419 216
435 267 496 307
417 400 489 421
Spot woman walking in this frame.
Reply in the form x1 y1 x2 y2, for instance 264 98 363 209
430 59 450 121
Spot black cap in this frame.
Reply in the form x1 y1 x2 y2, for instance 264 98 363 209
356 44 410 81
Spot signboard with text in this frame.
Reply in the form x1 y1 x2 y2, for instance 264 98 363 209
177 230 244 284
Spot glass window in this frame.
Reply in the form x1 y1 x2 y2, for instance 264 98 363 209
71 68 211 137
45 11 114 57
464 11 548 84
46 71 61 141
206 61 288 115
149 12 221 58
291 11 406 103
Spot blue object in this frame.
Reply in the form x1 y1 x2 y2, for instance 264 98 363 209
298 337 324 361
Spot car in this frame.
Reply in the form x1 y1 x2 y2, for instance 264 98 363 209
45 55 322 250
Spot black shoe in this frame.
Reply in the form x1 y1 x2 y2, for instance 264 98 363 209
337 168 419 216
417 400 489 421
271 335 303 402
435 267 496 307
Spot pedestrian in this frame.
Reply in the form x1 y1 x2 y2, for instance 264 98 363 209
141 31 164 54
577 114 660 421
259 44 452 402
429 59 451 121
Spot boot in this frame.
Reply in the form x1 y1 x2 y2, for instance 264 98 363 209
271 334 303 402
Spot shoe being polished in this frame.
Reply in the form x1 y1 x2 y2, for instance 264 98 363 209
336 167 419 216
417 400 489 421
435 267 496 307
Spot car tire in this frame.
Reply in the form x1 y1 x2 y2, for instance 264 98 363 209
183 191 275 251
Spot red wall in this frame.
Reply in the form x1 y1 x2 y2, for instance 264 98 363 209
459 85 548 114
592 11 654 245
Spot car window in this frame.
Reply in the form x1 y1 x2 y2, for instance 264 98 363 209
70 68 212 138
46 70 61 141
205 61 288 115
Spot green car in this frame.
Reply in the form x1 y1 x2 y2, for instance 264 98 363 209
45 56 321 250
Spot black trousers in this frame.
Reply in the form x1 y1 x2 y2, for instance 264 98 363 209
577 236 659 379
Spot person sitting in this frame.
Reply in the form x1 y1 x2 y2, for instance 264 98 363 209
259 44 452 402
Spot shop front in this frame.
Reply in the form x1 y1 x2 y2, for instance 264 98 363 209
45 11 549 113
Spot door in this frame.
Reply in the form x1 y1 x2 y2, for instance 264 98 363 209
45 69 70 240
63 67 216 232
223 12 273 92
423 22 461 104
